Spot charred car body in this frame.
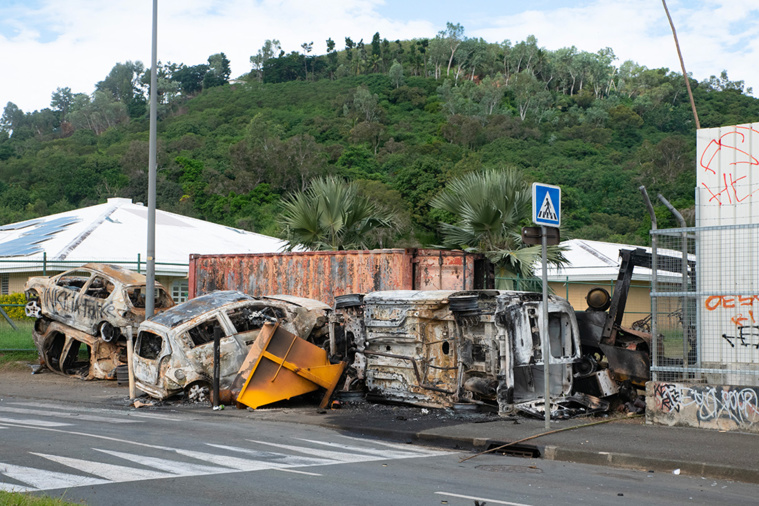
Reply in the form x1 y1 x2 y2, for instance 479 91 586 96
24 264 174 379
331 290 581 416
131 291 331 401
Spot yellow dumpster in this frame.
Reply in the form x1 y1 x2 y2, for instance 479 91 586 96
236 322 345 409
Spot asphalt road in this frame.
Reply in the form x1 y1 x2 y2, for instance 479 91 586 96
1 399 757 506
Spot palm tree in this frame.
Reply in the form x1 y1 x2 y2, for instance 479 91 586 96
279 176 397 251
430 168 567 289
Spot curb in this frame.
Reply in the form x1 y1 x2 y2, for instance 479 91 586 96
542 446 759 485
321 423 759 485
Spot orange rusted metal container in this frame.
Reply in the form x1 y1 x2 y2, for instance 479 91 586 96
188 249 487 306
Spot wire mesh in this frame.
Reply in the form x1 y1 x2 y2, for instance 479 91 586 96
652 223 759 386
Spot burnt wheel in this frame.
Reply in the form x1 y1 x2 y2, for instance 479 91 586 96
25 299 42 318
186 382 212 403
100 322 116 342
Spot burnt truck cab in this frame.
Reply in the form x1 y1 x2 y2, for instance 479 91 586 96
132 291 331 401
332 289 581 416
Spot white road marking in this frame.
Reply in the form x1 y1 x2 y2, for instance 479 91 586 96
247 439 391 463
205 443 335 467
0 417 70 427
248 439 449 463
7 401 184 421
0 482 35 493
0 406 138 424
93 449 230 475
297 438 440 459
31 453 176 482
340 435 451 455
435 491 533 506
274 468 322 476
0 462 108 490
171 448 289 471
0 423 450 492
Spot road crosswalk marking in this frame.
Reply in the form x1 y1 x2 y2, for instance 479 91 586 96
0 437 450 493
0 417 70 427
6 401 184 421
0 462 108 491
31 453 177 482
0 406 139 424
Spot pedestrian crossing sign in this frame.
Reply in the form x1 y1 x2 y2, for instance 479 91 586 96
532 183 561 227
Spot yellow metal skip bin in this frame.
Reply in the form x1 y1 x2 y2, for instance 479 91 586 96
236 322 345 409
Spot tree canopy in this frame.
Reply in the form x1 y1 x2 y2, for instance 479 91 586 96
1 25 758 249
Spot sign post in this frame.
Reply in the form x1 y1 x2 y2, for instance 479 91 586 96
532 183 561 429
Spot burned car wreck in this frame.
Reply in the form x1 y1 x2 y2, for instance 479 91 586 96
131 291 331 402
331 290 583 417
24 264 174 379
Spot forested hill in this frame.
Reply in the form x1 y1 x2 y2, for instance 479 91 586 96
2 29 759 247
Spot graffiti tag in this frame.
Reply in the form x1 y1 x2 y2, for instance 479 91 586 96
43 286 117 322
699 126 759 206
723 326 759 349
653 383 759 426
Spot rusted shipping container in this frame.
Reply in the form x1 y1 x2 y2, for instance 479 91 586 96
188 249 487 306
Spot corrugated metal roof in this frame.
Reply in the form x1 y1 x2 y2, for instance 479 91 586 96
0 198 287 275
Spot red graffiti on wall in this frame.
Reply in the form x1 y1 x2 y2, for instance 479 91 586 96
699 126 759 205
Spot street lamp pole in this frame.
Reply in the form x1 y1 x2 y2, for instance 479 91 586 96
146 0 158 318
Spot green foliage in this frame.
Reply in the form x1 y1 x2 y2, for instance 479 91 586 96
431 168 531 250
0 490 80 506
1 29 758 251
279 177 398 250
430 168 567 283
0 293 31 320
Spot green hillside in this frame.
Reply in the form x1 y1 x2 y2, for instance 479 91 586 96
1 29 758 247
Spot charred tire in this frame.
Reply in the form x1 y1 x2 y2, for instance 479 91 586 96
186 382 212 404
99 322 117 343
25 299 42 318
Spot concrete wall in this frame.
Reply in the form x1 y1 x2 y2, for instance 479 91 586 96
646 380 759 433
696 124 759 368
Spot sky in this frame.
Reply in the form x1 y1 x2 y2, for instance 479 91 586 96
1 0 759 114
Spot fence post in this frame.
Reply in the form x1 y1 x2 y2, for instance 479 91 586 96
43 252 47 276
137 253 141 274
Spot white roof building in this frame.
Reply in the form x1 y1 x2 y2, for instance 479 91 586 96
545 238 689 283
0 198 287 298
546 239 650 282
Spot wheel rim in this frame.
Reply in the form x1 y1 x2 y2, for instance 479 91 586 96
25 300 41 318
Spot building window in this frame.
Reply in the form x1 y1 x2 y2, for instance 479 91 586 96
171 280 189 303
1 274 8 295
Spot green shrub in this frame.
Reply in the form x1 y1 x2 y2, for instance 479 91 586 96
0 292 32 320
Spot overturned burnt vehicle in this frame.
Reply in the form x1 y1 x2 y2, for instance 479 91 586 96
330 290 583 417
132 291 331 402
24 264 174 379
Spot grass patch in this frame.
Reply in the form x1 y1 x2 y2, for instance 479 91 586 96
0 320 38 366
0 320 35 349
0 491 82 505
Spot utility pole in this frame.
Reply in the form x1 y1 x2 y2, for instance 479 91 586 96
146 0 158 318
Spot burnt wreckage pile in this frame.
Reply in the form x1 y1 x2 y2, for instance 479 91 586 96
24 264 174 380
24 252 657 419
330 289 644 419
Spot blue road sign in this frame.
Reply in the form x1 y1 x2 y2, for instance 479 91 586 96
532 183 561 227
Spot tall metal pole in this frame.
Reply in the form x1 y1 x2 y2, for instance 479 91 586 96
541 225 551 429
662 0 700 129
640 187 658 381
146 0 158 318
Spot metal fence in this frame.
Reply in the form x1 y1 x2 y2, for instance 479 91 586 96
0 254 188 276
651 223 759 386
